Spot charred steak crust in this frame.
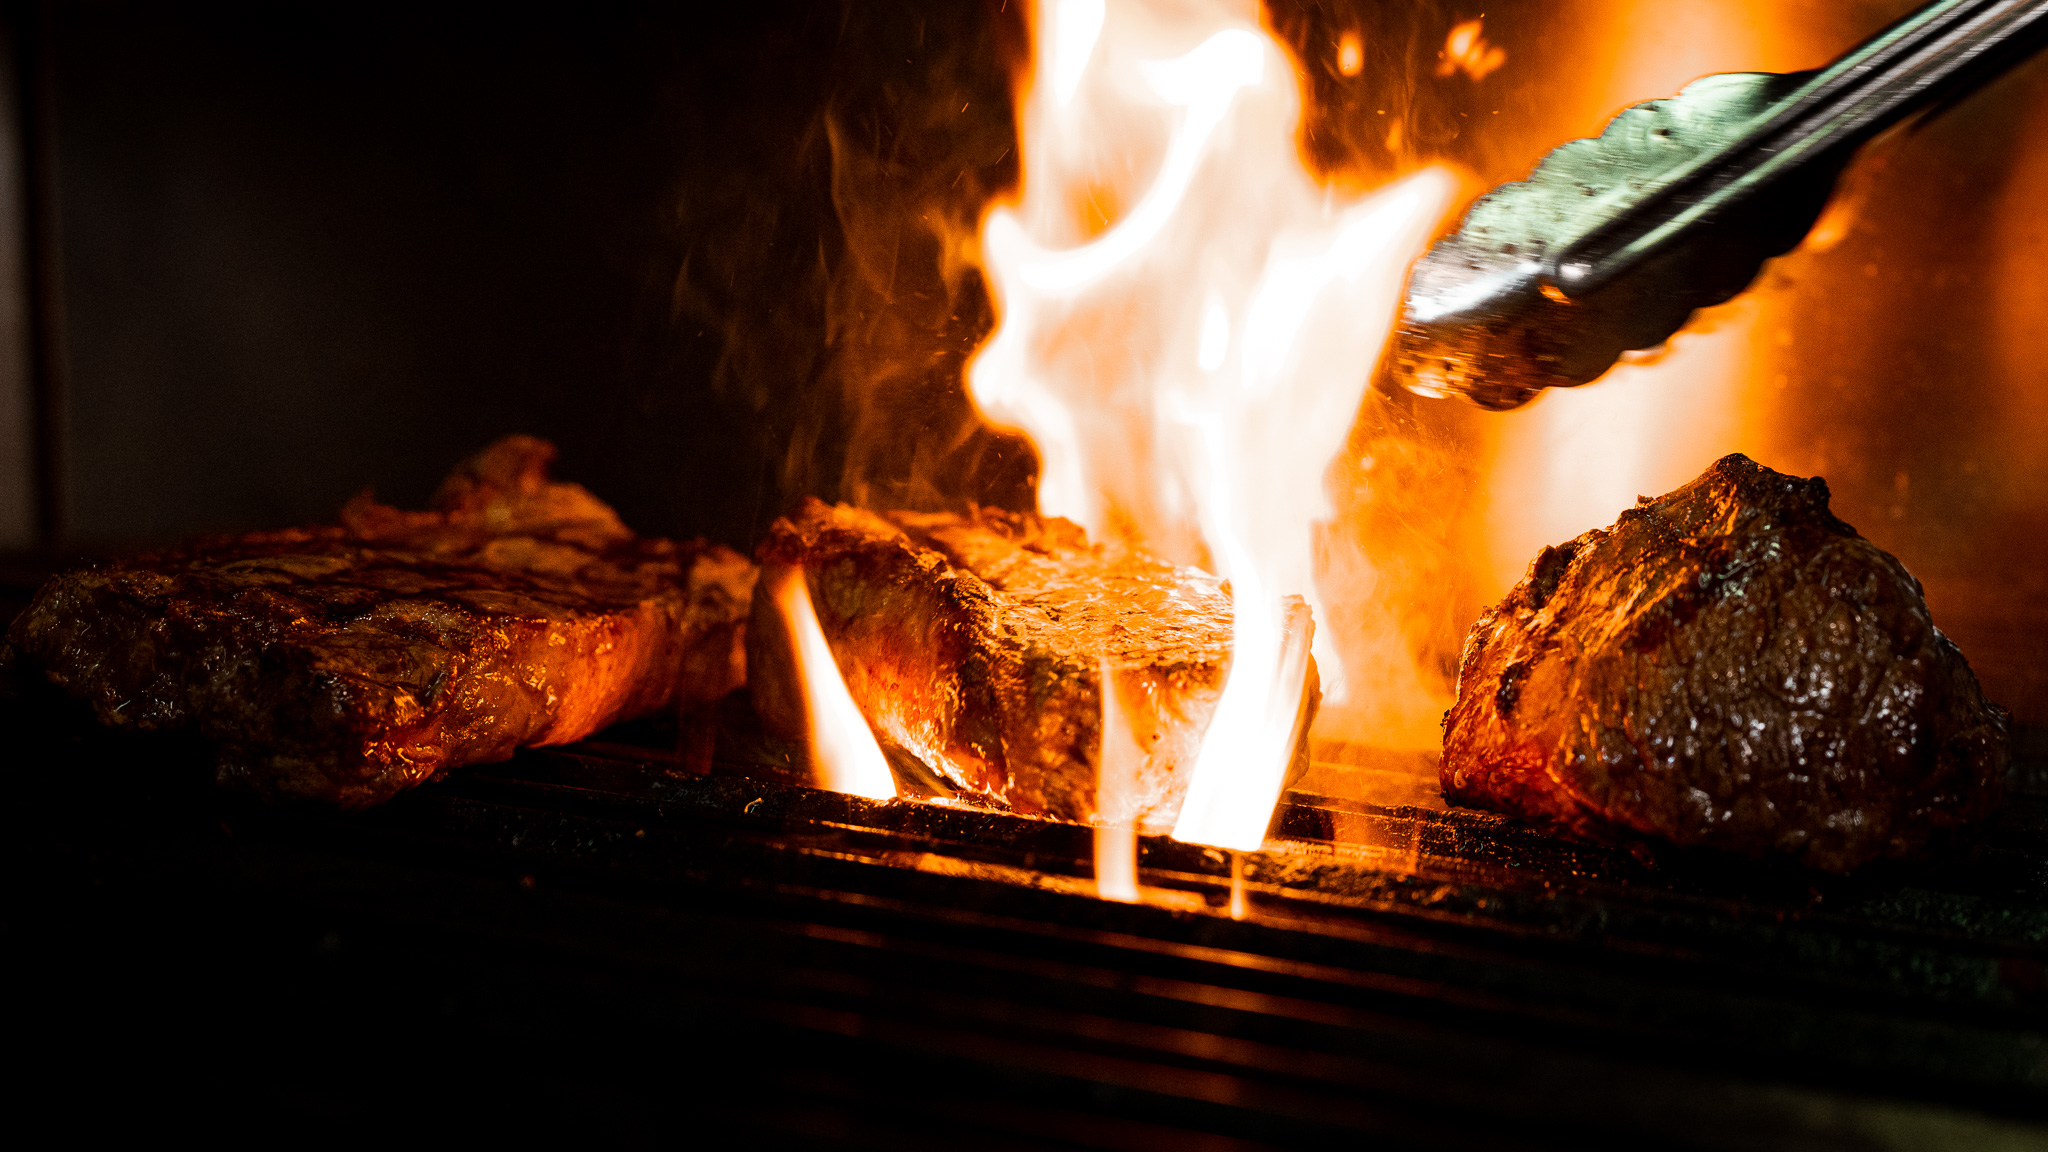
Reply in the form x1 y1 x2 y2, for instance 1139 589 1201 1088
1442 453 2007 872
749 499 1278 828
2 436 755 808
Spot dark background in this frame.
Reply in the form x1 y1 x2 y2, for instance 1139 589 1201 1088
46 0 865 550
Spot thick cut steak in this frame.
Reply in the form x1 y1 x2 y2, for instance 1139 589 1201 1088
3 437 754 808
1442 454 2006 872
749 499 1316 829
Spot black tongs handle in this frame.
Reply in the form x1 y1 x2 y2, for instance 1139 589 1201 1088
1548 0 2048 300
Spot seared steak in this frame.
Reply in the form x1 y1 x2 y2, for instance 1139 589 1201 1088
749 499 1315 828
3 437 754 808
1442 454 2007 872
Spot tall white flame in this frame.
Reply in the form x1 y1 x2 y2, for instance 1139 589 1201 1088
770 567 898 801
969 0 1453 849
1095 655 1143 901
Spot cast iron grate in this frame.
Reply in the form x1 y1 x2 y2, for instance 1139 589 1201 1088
12 679 2041 1149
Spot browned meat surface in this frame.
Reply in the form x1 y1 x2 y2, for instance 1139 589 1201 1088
2 436 754 808
749 499 1314 828
1442 454 2007 872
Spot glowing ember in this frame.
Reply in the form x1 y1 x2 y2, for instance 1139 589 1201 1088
1336 31 1363 78
768 567 897 801
1437 18 1506 82
968 0 1453 850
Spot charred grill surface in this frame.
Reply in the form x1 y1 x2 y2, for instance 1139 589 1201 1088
9 691 2045 1147
1443 454 2008 873
750 499 1312 827
1 437 754 808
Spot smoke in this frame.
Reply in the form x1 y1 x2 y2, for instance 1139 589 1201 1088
815 1 1038 516
652 1 1033 545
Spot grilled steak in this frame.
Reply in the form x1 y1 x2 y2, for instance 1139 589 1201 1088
749 499 1315 828
2 436 754 808
1442 454 2007 872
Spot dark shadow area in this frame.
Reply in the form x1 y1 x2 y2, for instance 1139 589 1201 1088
49 0 1020 552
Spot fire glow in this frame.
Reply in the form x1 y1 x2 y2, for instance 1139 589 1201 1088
968 0 1454 850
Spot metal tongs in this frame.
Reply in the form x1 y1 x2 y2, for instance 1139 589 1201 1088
1388 0 2048 410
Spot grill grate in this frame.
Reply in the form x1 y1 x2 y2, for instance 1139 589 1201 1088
12 682 2042 1148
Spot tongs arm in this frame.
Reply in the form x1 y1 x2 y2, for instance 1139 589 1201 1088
1390 0 2048 411
1556 0 2048 298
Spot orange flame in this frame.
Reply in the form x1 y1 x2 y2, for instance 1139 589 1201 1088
969 0 1453 850
1436 18 1506 82
769 567 898 801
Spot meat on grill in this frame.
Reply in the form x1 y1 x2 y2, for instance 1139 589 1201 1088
2 436 754 808
748 499 1316 829
1441 453 2007 872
